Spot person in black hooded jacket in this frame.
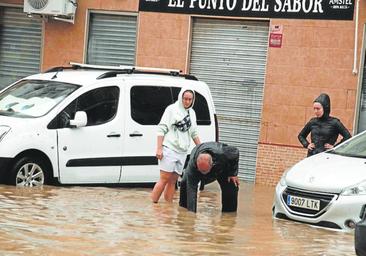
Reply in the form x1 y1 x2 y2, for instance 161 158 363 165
298 93 351 157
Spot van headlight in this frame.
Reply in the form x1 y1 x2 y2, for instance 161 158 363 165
341 180 366 196
0 126 10 142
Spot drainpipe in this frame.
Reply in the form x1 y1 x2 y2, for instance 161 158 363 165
353 0 360 75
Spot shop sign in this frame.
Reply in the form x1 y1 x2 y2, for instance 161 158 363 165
269 25 283 48
139 0 354 20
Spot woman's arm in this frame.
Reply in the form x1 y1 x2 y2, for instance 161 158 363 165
336 119 352 144
156 135 164 160
298 121 312 148
193 136 201 145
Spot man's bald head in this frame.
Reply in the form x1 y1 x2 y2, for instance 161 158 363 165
196 153 213 175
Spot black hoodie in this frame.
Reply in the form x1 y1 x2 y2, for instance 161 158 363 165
298 93 351 157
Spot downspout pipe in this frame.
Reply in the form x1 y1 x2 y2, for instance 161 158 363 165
353 0 360 75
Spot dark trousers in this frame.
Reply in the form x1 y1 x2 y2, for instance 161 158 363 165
179 175 239 212
178 177 188 209
217 175 239 212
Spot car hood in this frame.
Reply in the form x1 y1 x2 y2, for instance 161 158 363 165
0 115 40 130
285 152 366 193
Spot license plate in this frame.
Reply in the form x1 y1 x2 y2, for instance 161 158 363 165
287 195 320 211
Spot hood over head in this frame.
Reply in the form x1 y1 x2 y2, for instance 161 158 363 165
314 93 331 119
177 86 196 110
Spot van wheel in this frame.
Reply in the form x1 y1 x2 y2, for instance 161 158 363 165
9 157 48 187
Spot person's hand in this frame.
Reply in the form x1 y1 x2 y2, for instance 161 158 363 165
307 143 315 150
156 148 163 160
324 143 334 149
228 176 240 187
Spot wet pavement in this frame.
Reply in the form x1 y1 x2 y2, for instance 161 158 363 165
0 182 355 256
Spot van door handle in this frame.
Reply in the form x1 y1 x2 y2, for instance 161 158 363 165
107 133 121 138
129 132 143 137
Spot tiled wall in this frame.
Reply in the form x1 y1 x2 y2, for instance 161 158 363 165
256 15 363 185
42 0 139 69
136 12 189 71
40 1 190 71
256 143 307 186
261 19 357 146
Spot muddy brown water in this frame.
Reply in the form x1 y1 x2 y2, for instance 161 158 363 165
0 182 354 256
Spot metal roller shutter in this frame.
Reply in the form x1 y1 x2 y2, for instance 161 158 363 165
190 18 269 182
0 7 42 89
87 13 137 66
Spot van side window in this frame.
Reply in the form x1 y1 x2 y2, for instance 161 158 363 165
130 86 173 125
48 86 119 129
172 87 211 125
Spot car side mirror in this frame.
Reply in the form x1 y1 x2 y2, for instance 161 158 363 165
69 111 87 128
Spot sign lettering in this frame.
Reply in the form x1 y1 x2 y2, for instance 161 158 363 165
139 0 354 20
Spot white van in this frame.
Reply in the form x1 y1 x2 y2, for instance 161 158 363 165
0 63 217 186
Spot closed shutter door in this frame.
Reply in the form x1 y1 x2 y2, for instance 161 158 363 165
0 7 42 89
190 18 269 182
87 13 137 66
357 52 366 133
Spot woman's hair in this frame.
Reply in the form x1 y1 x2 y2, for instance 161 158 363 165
182 90 194 97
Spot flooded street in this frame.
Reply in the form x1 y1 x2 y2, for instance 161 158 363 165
0 182 354 256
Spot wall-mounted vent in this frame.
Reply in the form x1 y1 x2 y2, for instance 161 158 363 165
24 0 76 17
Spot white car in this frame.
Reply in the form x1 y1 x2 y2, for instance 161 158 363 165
273 131 366 231
0 63 217 187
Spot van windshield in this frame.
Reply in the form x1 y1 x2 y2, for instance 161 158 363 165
0 80 79 118
328 132 366 158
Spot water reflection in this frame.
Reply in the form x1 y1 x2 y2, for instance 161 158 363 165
0 183 355 255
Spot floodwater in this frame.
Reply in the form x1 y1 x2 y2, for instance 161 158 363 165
0 182 355 256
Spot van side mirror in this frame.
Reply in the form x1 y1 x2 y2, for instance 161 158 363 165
69 111 87 128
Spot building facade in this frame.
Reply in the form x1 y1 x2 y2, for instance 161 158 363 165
1 0 366 185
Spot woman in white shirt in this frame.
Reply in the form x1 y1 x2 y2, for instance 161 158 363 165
151 86 201 203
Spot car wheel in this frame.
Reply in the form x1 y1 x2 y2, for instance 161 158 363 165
9 157 48 187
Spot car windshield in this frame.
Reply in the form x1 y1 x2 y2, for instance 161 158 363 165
0 80 79 118
328 132 366 158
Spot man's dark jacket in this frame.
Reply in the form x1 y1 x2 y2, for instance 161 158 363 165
179 142 239 212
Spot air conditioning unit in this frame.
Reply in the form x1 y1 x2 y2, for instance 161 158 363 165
24 0 76 17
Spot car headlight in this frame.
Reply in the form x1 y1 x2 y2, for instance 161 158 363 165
0 126 10 142
341 180 366 196
279 167 292 187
